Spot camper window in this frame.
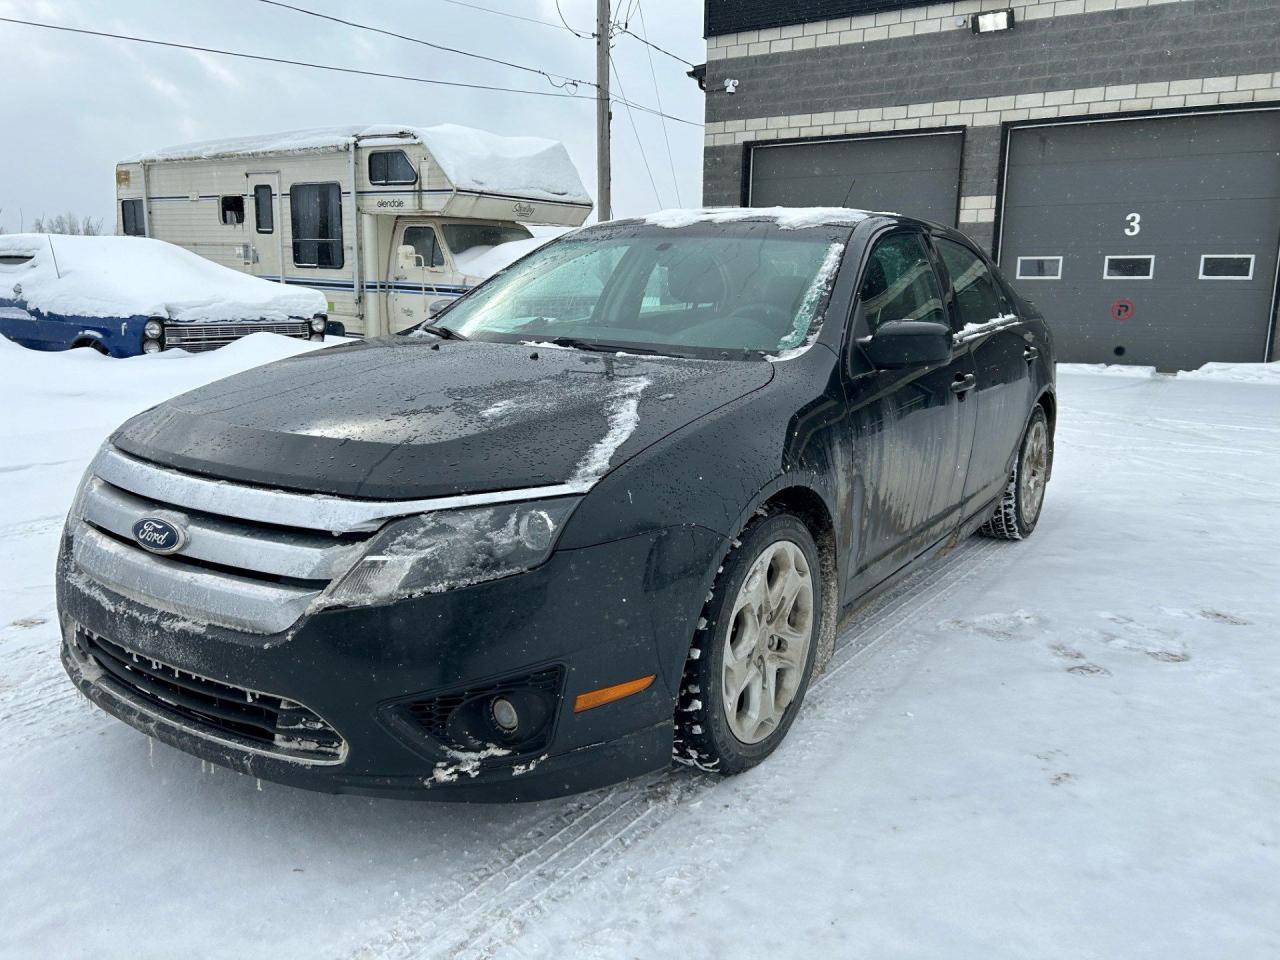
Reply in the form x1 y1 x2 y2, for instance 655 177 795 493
121 199 145 236
442 223 533 256
220 196 245 226
254 185 274 234
369 150 417 185
290 182 344 269
402 226 446 269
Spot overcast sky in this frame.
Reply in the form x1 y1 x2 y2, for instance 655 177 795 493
0 0 707 233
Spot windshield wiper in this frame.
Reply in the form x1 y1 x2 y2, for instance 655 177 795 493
540 337 669 357
418 323 467 341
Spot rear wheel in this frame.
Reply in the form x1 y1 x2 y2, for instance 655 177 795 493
673 512 823 775
980 405 1051 540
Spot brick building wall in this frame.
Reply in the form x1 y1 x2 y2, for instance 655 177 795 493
701 0 1280 251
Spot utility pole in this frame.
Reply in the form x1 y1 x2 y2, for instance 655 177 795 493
595 0 611 221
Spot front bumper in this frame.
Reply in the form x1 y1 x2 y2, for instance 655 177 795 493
55 524 722 801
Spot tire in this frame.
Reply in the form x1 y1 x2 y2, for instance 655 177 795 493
72 339 109 356
980 405 1051 541
673 511 825 775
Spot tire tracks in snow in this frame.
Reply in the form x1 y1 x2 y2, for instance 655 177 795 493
345 535 1011 960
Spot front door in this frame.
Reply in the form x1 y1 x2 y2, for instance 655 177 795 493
246 174 283 283
934 236 1033 516
388 222 455 333
842 229 978 594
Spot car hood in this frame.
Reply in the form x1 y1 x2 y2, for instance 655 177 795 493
111 337 774 499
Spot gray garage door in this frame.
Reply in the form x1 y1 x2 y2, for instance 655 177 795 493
749 132 963 225
999 110 1280 370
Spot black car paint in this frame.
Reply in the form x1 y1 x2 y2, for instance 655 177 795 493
57 214 1054 801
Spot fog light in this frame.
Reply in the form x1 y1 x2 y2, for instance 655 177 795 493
310 316 327 333
142 338 162 354
491 697 519 732
143 318 164 339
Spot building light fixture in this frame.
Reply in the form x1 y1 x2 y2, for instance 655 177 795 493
972 9 1015 33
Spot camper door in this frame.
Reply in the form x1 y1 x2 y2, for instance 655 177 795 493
246 174 284 282
388 222 458 332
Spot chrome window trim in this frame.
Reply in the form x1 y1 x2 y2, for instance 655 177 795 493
93 445 590 534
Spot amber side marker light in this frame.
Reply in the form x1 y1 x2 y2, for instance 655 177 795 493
573 675 656 713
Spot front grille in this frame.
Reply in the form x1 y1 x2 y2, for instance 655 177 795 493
74 627 345 763
164 321 311 351
405 666 563 756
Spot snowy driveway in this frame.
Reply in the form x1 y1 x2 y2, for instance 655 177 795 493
1 338 1277 959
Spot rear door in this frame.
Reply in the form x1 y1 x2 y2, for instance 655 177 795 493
246 175 283 283
842 229 978 595
934 236 1033 515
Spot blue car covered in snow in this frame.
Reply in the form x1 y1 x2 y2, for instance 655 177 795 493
0 234 329 357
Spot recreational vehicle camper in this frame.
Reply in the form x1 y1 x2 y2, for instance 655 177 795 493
115 124 594 337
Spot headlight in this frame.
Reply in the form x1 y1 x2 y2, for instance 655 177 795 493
310 315 327 333
323 497 580 607
142 339 162 354
144 319 164 339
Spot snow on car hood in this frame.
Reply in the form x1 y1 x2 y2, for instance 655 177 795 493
0 234 327 323
452 235 555 281
111 338 775 500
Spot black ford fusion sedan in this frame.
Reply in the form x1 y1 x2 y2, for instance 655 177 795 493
56 209 1054 801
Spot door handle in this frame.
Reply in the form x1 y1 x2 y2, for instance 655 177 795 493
1024 346 1040 363
950 373 976 395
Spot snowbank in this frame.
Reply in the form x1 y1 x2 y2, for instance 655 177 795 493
128 123 591 205
0 234 326 323
643 207 883 230
1178 360 1280 384
452 235 553 279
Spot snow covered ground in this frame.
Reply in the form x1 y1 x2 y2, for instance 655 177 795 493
0 340 1277 959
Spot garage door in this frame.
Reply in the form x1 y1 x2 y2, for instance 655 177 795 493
999 110 1280 370
749 132 963 225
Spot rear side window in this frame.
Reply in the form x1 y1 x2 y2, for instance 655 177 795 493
290 183 344 268
402 226 446 268
858 232 946 333
121 199 145 236
220 196 245 226
369 150 417 185
254 185 274 234
936 238 1007 327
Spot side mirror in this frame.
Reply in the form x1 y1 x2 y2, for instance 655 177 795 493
863 320 953 369
397 244 421 271
426 297 454 319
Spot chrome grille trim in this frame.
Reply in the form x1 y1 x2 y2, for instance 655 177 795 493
72 525 319 634
163 321 311 346
81 477 361 581
93 446 589 534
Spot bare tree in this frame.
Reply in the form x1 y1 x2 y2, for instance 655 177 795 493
30 212 103 236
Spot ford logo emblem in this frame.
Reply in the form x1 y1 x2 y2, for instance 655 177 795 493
132 516 188 555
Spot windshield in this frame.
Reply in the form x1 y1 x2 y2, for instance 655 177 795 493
431 225 847 358
442 222 534 256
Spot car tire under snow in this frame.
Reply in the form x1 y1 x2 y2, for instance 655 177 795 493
673 512 824 775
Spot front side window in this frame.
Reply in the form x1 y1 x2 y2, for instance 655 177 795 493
121 198 144 236
290 182 344 268
857 232 946 333
433 225 848 358
936 238 1007 327
220 195 245 226
369 150 418 185
402 226 446 269
254 185 274 234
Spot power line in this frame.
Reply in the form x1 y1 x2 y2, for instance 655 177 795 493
0 16 702 125
609 57 663 210
636 3 682 206
436 0 566 30
615 24 696 69
256 0 588 91
555 0 594 40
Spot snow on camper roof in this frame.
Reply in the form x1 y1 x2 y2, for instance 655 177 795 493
127 123 592 206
